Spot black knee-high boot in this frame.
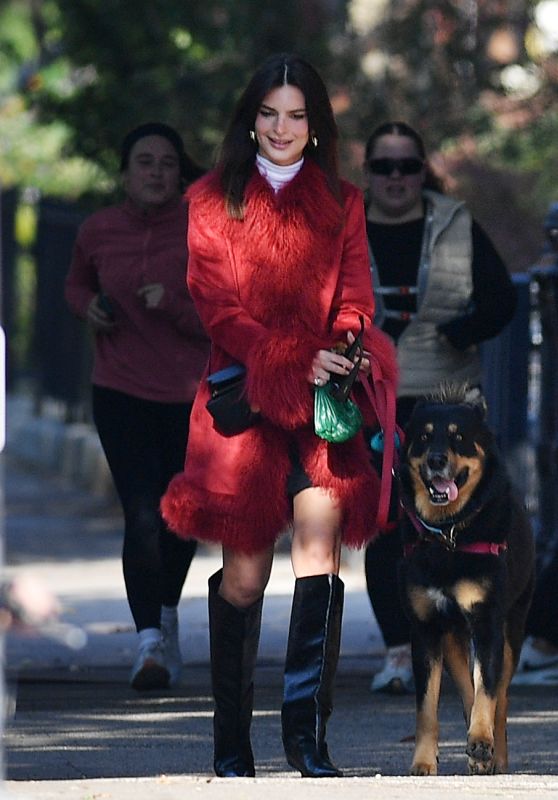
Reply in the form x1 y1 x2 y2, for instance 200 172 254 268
208 570 263 777
281 573 344 778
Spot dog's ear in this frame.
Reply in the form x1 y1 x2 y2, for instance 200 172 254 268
465 389 488 421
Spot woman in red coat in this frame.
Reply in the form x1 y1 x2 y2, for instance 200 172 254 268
162 54 397 778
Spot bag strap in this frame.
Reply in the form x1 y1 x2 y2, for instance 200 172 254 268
361 359 400 531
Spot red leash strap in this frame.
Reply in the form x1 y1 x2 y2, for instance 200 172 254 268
361 358 398 532
458 541 508 555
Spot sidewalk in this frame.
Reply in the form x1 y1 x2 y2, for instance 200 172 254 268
3 399 558 799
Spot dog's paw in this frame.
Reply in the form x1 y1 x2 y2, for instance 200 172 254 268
466 739 495 775
468 757 495 775
410 760 438 776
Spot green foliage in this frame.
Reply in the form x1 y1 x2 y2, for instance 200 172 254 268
0 100 108 197
1 0 556 215
14 201 37 248
477 111 558 218
347 0 534 148
30 0 350 179
0 3 38 67
1 0 556 389
0 1 107 197
10 251 37 372
344 0 557 226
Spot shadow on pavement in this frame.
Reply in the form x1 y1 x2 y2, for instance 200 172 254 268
5 665 558 781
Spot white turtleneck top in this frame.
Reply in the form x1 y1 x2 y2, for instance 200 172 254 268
256 153 304 193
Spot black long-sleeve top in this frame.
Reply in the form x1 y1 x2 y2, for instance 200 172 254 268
366 216 517 349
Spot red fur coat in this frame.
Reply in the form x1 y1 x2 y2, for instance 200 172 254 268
161 160 397 554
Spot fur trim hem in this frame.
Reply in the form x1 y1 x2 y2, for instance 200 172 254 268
161 472 290 554
162 431 383 553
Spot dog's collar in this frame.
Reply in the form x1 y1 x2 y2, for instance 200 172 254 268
405 510 459 550
404 510 507 556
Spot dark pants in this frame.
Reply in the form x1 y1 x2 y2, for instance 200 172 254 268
526 547 558 647
364 396 418 649
93 386 197 631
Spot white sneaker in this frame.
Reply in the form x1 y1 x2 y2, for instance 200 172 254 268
370 644 414 695
130 640 170 691
161 616 183 687
516 636 558 672
512 665 558 686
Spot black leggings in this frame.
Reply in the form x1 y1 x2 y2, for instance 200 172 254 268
93 386 197 632
365 530 409 647
526 546 558 647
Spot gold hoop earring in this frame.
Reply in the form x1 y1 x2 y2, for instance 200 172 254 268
249 130 256 142
311 134 318 147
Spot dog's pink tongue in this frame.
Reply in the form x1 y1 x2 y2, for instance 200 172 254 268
432 478 458 501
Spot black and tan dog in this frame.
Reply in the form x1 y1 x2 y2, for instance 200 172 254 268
398 385 535 776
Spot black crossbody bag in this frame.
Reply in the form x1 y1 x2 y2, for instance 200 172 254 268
206 364 260 436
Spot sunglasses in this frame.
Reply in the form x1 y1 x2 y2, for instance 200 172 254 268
368 157 424 176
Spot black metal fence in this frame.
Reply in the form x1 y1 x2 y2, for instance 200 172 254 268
1 194 92 419
1 189 18 385
527 266 558 561
32 198 92 419
481 264 558 560
481 273 531 492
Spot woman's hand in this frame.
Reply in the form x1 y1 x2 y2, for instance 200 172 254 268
308 349 354 387
137 283 165 309
86 294 116 332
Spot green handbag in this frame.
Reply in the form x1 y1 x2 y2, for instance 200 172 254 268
314 383 363 443
314 316 364 444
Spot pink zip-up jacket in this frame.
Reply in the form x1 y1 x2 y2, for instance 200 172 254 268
65 197 209 403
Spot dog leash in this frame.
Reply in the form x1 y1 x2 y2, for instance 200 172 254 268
360 360 399 532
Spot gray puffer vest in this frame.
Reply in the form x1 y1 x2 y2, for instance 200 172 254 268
369 190 482 398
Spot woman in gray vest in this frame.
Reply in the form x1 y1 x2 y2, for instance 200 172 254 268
363 121 517 694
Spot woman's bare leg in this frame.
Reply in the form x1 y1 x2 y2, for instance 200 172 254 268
220 545 274 607
291 487 342 576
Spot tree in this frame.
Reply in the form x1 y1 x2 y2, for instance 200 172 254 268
345 0 558 268
0 0 104 197
28 0 352 179
2 0 557 263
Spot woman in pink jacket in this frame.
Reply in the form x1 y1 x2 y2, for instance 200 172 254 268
65 123 209 691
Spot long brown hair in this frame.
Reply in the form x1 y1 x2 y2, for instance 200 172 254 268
219 53 341 219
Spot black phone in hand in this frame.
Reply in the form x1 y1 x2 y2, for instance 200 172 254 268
329 315 365 402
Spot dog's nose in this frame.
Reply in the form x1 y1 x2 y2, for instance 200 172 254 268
427 451 448 471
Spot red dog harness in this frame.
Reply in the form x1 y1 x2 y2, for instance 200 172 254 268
403 510 508 557
457 541 508 555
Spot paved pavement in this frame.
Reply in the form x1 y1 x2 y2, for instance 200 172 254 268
2 397 558 799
